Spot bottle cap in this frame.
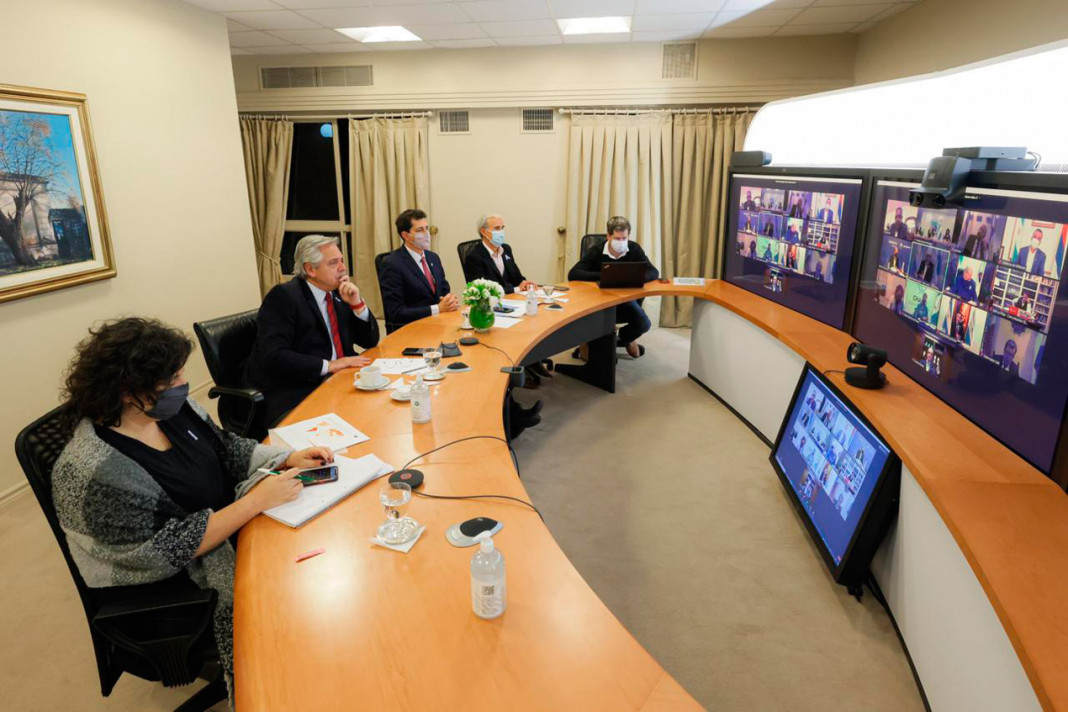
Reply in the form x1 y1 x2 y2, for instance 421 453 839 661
473 531 495 553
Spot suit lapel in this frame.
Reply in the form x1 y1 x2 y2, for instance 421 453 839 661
298 279 333 345
399 248 436 298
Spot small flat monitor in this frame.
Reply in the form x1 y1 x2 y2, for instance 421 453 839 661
723 168 868 330
852 171 1068 482
771 365 900 588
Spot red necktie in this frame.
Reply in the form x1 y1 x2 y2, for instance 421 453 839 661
324 294 345 358
420 255 436 293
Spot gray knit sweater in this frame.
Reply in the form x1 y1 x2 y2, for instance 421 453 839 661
52 398 290 699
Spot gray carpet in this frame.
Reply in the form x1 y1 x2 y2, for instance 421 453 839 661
512 327 926 712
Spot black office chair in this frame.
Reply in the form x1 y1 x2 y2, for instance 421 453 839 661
193 309 264 440
580 233 605 257
457 239 481 283
375 251 404 334
15 407 225 711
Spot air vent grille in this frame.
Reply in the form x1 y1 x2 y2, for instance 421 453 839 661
522 108 554 133
662 42 697 80
260 65 373 89
439 110 470 134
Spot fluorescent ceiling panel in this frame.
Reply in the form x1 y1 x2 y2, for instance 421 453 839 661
557 16 632 34
337 26 423 42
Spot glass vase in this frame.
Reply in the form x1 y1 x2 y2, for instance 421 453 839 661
469 300 495 332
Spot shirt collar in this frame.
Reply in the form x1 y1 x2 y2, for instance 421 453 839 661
603 240 628 259
405 245 426 264
305 280 330 304
483 241 503 259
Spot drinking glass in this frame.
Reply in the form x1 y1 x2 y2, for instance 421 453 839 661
377 481 417 544
541 284 555 303
423 349 442 376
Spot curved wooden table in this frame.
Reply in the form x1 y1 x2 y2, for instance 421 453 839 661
234 281 1068 712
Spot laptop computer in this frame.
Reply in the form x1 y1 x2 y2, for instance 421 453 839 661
599 261 648 288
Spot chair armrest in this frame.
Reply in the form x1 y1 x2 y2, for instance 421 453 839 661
207 385 264 404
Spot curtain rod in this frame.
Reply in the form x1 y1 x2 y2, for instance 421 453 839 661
559 105 761 116
239 111 434 121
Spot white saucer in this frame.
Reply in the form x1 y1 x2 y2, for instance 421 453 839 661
390 389 411 402
422 371 445 382
354 377 390 391
459 324 474 330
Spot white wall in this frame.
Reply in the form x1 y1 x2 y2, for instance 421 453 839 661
0 0 259 498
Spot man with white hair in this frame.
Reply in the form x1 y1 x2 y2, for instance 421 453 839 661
463 213 538 294
245 234 380 427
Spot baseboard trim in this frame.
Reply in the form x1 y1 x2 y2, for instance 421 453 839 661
687 373 772 449
0 481 30 510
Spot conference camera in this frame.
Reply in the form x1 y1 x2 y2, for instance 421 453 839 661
845 343 888 390
908 147 1035 209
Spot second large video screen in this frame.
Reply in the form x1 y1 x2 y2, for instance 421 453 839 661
723 171 865 329
853 177 1068 475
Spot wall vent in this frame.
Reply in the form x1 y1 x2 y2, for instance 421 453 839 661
439 110 470 134
260 65 373 90
662 42 697 80
521 108 554 133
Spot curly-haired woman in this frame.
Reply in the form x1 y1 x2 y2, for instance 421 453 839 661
52 317 331 698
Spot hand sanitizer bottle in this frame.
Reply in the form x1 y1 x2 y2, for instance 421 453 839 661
525 288 538 316
410 373 431 424
471 531 506 619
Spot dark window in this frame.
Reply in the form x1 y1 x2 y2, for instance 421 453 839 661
286 123 339 220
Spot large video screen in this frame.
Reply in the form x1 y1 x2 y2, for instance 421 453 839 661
853 178 1068 474
772 365 894 569
723 171 866 329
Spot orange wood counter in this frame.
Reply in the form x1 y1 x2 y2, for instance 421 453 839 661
233 280 1068 712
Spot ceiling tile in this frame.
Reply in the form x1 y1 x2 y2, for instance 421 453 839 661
300 4 469 26
631 12 714 31
247 44 312 54
712 7 800 26
792 3 891 24
561 32 632 43
773 20 856 35
868 2 917 21
226 18 253 30
632 29 704 41
478 18 560 36
492 35 563 44
635 0 725 12
271 0 372 7
429 38 499 47
850 20 877 32
550 0 636 17
222 10 320 29
302 42 372 52
406 22 488 39
184 0 283 11
811 0 898 4
229 30 295 46
460 0 552 22
702 25 777 37
720 0 779 10
268 28 352 43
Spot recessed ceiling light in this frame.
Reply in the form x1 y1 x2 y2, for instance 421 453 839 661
557 16 631 35
336 26 421 43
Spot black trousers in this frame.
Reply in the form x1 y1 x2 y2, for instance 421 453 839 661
616 300 651 346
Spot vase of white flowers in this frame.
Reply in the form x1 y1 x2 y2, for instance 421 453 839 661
462 278 503 332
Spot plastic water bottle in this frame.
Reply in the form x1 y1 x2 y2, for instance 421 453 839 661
410 374 431 424
471 531 506 619
525 288 538 316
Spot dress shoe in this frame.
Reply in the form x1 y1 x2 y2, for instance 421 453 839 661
531 361 554 379
517 413 542 429
515 400 543 419
522 368 542 389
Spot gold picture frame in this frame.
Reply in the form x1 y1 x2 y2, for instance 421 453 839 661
0 83 115 304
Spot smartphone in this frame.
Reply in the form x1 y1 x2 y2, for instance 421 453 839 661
300 465 339 486
402 347 426 356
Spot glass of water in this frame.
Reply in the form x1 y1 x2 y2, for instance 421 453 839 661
377 481 418 544
423 348 442 376
541 283 555 303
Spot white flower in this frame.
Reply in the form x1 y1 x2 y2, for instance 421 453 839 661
462 278 504 306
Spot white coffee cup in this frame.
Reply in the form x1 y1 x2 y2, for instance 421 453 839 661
357 365 382 388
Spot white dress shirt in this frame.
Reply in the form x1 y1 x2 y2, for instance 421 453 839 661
306 280 369 376
603 240 629 260
405 245 440 316
483 241 506 276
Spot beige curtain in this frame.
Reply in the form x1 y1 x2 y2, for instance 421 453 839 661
562 114 674 282
349 116 430 315
660 110 755 327
240 118 293 297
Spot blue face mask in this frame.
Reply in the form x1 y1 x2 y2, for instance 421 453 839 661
144 382 189 421
489 230 505 247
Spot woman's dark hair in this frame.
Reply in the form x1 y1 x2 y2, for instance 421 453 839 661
62 317 193 427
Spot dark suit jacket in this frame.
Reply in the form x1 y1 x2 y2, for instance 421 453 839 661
917 259 934 283
379 246 451 332
244 278 380 426
463 242 526 294
1015 247 1046 275
568 241 659 283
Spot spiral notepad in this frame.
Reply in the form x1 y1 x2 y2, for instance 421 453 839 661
263 453 393 528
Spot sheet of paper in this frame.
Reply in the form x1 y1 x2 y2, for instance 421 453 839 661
269 412 369 451
263 453 394 528
369 358 429 375
673 277 706 286
491 315 522 329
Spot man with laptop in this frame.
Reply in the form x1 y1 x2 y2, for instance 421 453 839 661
568 215 659 358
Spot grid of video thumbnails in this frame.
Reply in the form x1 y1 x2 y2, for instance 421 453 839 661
736 186 844 292
789 382 878 529
873 198 1067 385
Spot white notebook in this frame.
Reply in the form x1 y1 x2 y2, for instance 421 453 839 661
262 453 394 528
268 412 369 452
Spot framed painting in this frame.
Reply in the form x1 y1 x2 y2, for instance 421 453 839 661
0 84 114 304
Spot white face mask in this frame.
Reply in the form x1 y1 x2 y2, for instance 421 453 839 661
611 238 629 255
1032 239 1041 250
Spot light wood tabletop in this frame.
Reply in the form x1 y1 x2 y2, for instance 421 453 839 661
233 280 1068 712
